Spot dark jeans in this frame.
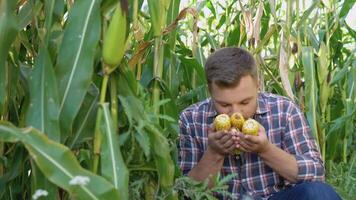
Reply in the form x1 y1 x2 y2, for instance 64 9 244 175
269 182 341 200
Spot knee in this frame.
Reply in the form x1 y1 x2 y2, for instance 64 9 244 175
295 182 341 200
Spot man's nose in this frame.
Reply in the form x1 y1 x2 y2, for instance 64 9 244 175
230 105 241 115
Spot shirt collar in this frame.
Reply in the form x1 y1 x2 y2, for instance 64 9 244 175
255 92 268 115
207 98 218 118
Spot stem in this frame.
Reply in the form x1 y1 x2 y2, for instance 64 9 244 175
133 0 138 27
152 36 164 114
0 142 3 176
110 76 118 131
92 73 109 173
136 59 142 80
343 138 347 163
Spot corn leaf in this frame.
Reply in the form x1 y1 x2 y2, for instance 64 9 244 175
147 0 170 36
25 46 61 199
145 124 175 188
302 46 320 146
297 0 319 29
18 0 43 30
167 0 180 30
25 47 60 142
278 32 295 101
179 56 206 85
100 103 129 200
0 122 120 200
339 0 356 19
317 42 330 113
69 84 99 148
31 164 58 200
55 0 101 141
0 0 18 116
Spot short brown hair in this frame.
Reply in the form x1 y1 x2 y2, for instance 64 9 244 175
205 47 257 88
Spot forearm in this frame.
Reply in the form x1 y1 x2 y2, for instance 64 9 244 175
259 143 298 182
188 148 225 187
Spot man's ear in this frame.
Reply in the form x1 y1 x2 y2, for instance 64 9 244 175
257 79 261 91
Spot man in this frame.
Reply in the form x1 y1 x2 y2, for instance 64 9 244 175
178 47 341 199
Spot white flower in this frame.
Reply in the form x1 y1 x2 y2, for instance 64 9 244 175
32 189 48 200
69 175 90 186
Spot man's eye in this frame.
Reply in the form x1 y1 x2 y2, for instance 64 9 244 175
221 104 229 107
241 101 249 105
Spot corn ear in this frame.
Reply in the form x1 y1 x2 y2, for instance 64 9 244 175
102 0 128 71
214 114 231 131
230 112 245 130
242 119 260 136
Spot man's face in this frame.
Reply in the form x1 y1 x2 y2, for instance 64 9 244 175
210 75 258 119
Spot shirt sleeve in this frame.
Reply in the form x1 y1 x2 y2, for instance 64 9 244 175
283 103 325 182
178 111 203 175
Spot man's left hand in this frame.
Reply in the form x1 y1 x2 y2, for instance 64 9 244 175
236 125 271 154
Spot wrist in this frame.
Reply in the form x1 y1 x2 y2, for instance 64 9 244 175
206 147 225 162
258 142 273 156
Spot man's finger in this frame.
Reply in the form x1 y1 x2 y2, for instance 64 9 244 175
210 130 226 140
223 139 235 149
236 144 249 153
239 140 254 152
244 134 260 144
227 145 238 153
219 132 232 143
240 137 256 146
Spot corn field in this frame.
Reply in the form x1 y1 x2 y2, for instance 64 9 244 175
0 0 355 199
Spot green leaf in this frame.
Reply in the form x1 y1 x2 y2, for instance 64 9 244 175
25 47 61 142
145 124 174 188
56 0 101 141
302 46 320 146
253 24 280 54
118 95 142 126
31 164 58 200
18 0 43 30
317 42 330 113
0 123 121 200
25 47 61 199
206 0 216 17
204 31 219 50
345 22 356 40
326 114 350 159
134 125 151 158
226 24 240 47
330 53 353 85
306 26 319 50
167 0 181 25
43 0 59 44
179 56 206 85
339 0 356 19
0 145 25 192
297 0 319 29
0 0 18 116
216 15 226 30
69 84 99 148
100 103 129 200
148 0 170 36
165 0 181 81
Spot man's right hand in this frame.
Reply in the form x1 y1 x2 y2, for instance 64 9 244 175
207 126 238 155
188 126 237 187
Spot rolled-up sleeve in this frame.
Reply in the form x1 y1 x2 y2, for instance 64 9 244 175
178 112 202 175
283 104 325 182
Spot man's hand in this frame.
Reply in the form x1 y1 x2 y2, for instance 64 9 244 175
207 126 238 155
236 125 271 154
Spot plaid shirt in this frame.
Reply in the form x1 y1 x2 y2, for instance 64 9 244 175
178 92 325 200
